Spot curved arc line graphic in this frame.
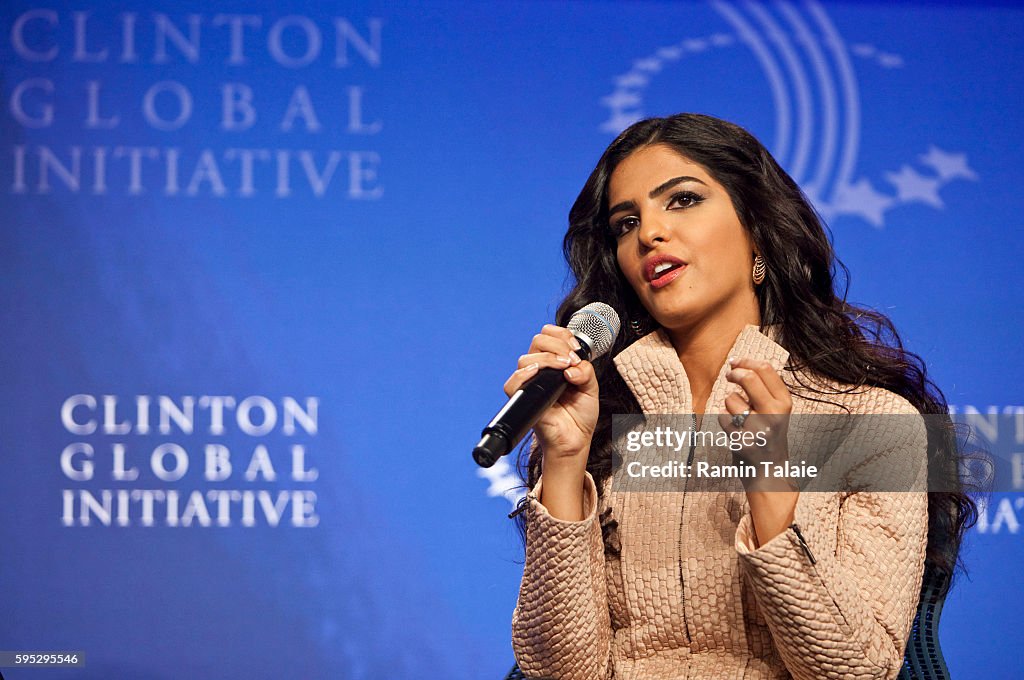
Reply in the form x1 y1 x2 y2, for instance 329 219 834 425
595 1 977 231
807 0 860 200
744 1 814 184
779 1 839 200
711 0 792 166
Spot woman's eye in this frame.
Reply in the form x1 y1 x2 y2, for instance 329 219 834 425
612 216 639 237
669 191 704 209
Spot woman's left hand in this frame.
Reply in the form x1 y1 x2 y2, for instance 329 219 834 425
718 356 799 547
716 356 794 489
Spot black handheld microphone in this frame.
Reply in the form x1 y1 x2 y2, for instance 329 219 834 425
473 302 621 468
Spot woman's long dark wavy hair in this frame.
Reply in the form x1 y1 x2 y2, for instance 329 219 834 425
517 113 974 582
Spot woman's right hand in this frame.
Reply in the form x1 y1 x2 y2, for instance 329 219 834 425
503 324 601 466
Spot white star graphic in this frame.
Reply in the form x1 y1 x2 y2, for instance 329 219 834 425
477 457 525 508
885 165 944 208
919 146 979 181
830 178 895 228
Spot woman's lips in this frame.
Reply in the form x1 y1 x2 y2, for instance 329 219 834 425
644 256 688 288
649 264 686 289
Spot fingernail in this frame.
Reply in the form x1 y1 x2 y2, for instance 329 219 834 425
565 368 577 379
568 351 581 365
556 355 570 365
728 356 737 366
521 363 539 373
569 337 582 351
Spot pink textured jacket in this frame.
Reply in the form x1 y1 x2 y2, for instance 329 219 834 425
511 325 928 680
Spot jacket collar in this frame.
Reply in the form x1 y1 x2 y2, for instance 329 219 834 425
612 324 790 414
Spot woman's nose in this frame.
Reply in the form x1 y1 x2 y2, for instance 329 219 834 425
637 213 669 248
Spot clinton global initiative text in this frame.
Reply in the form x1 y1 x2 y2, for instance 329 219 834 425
12 146 382 198
61 488 319 527
59 394 322 528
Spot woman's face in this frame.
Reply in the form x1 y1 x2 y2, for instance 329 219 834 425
609 143 759 332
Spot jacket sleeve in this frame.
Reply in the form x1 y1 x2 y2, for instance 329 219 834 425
511 472 613 680
734 408 929 680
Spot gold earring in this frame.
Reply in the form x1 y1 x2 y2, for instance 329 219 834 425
752 255 766 285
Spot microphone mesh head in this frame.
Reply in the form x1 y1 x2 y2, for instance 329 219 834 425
567 302 620 359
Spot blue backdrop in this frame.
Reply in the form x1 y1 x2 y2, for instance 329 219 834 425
1 1 1021 677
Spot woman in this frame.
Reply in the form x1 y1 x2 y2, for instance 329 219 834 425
508 113 973 679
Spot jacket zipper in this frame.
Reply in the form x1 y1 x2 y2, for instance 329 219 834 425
508 492 533 519
679 412 697 646
790 523 817 564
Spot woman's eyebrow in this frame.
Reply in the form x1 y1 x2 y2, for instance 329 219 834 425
648 175 708 198
608 199 636 217
608 175 709 216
